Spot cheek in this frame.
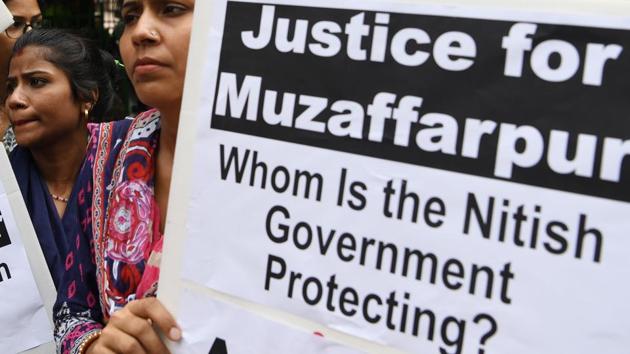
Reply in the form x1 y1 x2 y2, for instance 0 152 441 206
37 94 80 126
177 27 193 67
58 101 81 124
119 34 134 69
0 36 13 52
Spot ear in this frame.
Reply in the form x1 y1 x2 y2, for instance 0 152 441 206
90 89 100 105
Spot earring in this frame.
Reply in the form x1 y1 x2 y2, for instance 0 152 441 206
83 107 90 120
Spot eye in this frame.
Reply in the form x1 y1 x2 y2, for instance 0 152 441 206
10 21 25 29
121 7 141 25
29 77 47 88
162 3 188 16
5 81 16 95
122 12 140 25
31 19 44 29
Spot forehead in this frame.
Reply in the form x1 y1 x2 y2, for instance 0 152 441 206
121 0 194 7
6 0 41 17
121 0 155 6
9 46 58 74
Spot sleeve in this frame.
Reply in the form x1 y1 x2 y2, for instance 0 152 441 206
53 127 104 354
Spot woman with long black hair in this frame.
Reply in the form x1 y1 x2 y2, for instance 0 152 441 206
5 29 119 287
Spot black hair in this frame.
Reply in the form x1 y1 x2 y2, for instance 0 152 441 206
11 29 118 121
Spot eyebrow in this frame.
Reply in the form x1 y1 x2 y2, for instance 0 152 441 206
8 70 52 80
12 14 43 22
121 1 140 10
122 0 170 9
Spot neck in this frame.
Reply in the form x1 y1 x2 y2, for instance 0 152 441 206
157 101 181 156
154 102 181 233
30 130 88 189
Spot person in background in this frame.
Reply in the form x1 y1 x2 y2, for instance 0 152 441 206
5 28 118 287
54 0 194 353
0 0 44 153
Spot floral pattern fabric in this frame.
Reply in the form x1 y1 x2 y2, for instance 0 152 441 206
2 126 17 153
53 111 163 353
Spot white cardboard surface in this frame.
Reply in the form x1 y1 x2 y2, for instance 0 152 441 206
0 2 11 32
0 149 55 353
160 1 630 353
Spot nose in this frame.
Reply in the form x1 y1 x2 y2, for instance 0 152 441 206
23 22 36 34
129 11 161 47
5 87 28 112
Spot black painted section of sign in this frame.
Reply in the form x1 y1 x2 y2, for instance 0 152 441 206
0 210 12 248
211 2 630 202
209 338 228 354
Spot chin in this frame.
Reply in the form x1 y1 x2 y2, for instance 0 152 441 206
15 137 35 149
137 92 177 113
15 131 48 149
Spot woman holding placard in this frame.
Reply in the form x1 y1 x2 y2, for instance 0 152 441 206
5 29 119 288
53 0 194 353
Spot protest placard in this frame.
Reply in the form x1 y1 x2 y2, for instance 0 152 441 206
0 2 10 30
160 1 630 353
0 150 55 353
177 287 366 353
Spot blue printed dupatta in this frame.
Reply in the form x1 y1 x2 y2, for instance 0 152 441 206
10 145 78 288
53 111 165 354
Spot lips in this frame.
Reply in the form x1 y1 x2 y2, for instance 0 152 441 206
11 118 38 127
133 57 167 76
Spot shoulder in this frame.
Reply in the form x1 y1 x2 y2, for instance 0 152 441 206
84 110 161 177
87 118 134 143
127 109 161 141
8 145 32 172
88 109 161 145
85 117 138 157
82 118 136 180
2 127 17 153
8 146 33 193
8 144 29 162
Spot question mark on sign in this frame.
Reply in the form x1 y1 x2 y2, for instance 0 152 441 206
473 313 497 354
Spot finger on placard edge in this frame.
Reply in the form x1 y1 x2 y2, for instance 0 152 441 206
126 298 181 341
87 347 116 354
112 315 170 354
100 325 148 354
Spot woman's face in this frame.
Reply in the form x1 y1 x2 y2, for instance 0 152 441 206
5 46 84 148
119 0 195 111
0 0 42 84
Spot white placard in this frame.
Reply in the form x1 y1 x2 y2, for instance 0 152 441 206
0 2 11 32
175 287 366 354
161 1 630 353
0 150 56 353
